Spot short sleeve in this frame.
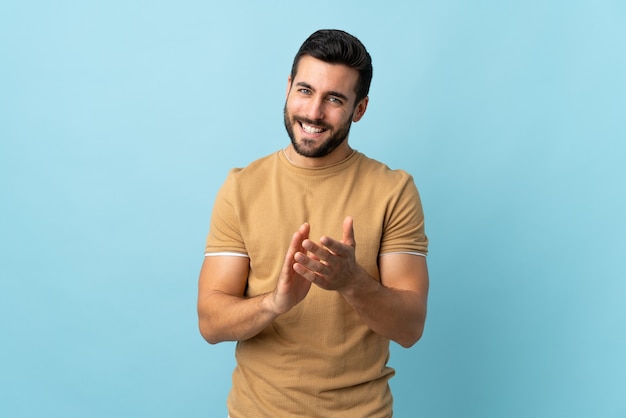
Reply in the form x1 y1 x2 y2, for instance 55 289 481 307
204 169 248 255
379 175 428 256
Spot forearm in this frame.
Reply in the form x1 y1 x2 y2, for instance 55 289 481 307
340 268 427 348
198 290 278 344
198 224 313 344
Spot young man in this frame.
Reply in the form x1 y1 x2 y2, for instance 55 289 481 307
198 29 429 417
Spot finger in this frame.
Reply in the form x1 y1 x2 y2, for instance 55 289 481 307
318 235 343 256
319 233 354 256
293 262 332 289
283 223 310 269
342 216 355 247
299 222 310 239
294 251 330 275
301 238 328 259
318 216 355 255
281 230 302 277
289 222 310 253
293 260 318 281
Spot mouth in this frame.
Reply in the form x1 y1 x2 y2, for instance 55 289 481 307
298 120 329 135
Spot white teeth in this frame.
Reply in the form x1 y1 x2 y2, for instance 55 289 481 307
301 123 324 134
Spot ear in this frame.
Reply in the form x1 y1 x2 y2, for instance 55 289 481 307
286 75 293 99
352 96 369 122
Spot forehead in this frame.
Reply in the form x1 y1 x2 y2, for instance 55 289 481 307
293 55 360 100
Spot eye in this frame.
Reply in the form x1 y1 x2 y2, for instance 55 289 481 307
328 96 343 105
298 88 312 95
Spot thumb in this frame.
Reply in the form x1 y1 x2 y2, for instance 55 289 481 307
342 216 356 247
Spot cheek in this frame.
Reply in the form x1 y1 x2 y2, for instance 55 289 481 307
333 111 353 127
285 98 301 117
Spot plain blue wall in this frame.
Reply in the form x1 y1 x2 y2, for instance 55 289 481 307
1 1 625 417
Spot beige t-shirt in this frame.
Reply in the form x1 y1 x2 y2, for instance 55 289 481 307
205 150 428 417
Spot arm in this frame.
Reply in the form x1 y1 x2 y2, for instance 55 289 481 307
341 253 428 348
197 222 313 344
293 217 429 348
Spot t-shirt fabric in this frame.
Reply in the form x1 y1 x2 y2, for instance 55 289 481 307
205 150 428 417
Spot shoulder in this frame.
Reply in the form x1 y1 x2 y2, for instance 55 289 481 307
223 151 281 187
353 152 415 187
228 151 279 176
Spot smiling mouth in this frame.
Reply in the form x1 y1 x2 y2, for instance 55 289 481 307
299 121 328 135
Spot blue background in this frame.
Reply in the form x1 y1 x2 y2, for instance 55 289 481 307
2 1 625 417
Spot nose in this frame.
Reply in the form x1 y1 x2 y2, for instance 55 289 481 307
305 97 325 121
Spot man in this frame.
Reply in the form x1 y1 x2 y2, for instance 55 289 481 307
198 29 429 417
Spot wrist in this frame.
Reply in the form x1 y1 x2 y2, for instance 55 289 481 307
259 291 279 316
339 266 373 297
261 289 288 317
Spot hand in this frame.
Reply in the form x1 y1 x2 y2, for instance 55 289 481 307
267 222 313 314
293 216 363 291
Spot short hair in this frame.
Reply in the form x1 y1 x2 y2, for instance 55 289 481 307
290 29 373 104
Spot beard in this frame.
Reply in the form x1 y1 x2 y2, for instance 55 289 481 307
283 104 353 159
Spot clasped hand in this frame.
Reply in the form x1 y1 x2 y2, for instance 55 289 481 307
293 216 360 291
270 216 362 315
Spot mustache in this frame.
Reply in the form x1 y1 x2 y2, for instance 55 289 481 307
292 116 333 131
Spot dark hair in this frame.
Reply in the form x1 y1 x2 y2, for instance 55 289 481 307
290 29 373 104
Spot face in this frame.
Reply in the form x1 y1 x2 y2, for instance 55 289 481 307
284 55 368 160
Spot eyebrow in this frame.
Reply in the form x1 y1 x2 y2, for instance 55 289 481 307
295 82 350 102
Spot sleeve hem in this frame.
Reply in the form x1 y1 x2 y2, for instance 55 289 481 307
204 252 249 258
379 251 427 257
